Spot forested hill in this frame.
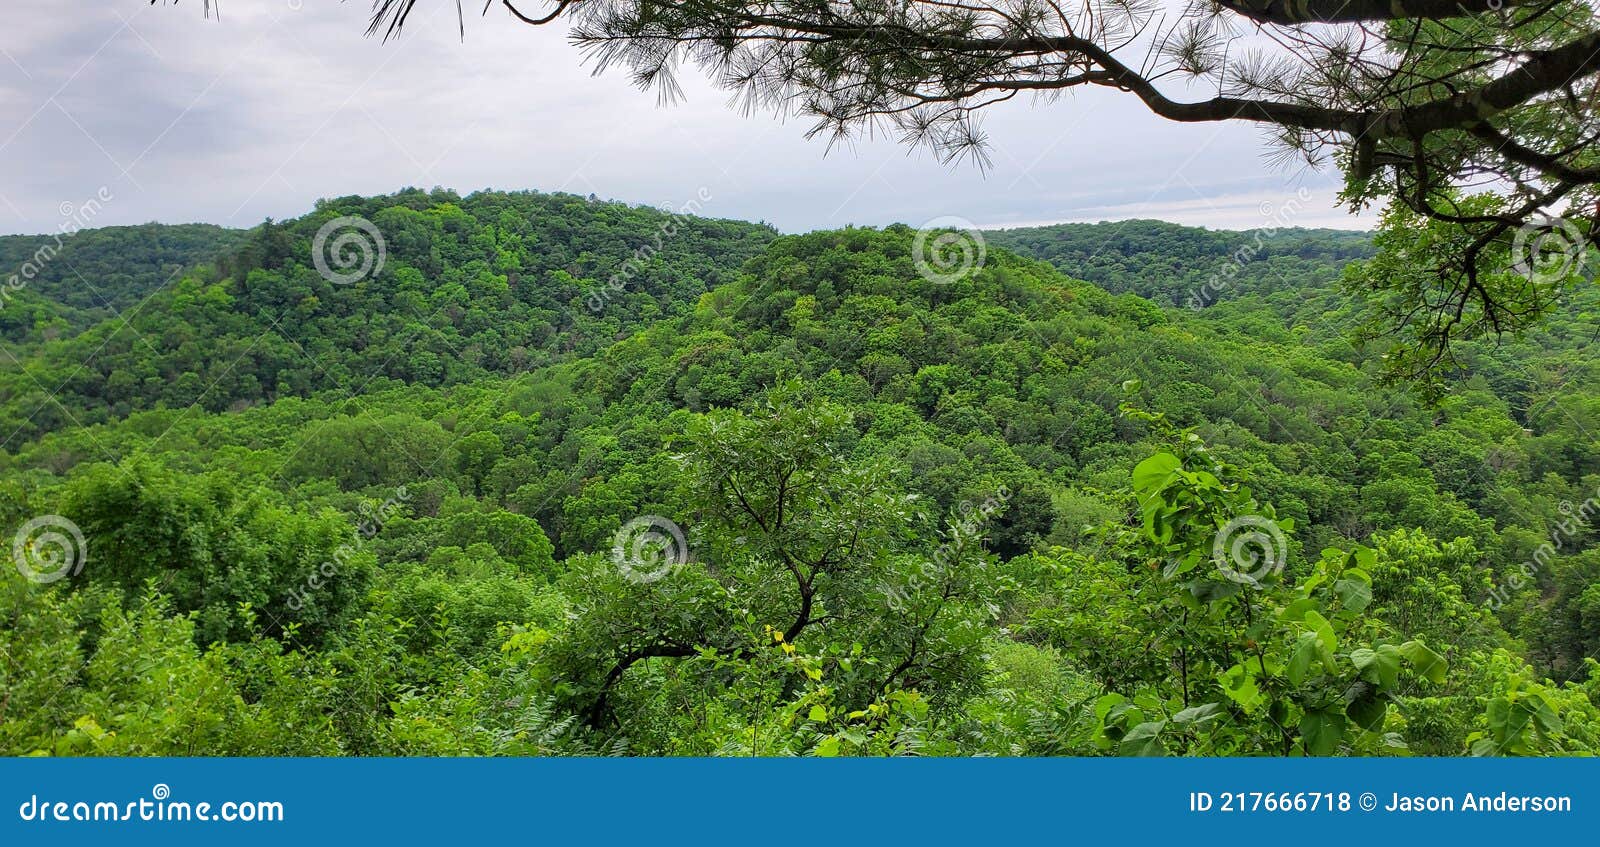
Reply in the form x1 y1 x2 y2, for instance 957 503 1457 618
0 223 245 344
2 193 1597 757
988 219 1374 307
0 189 776 442
994 219 1600 430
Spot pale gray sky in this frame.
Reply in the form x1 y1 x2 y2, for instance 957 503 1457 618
0 1 1370 237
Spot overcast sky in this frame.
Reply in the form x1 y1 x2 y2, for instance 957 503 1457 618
0 1 1372 237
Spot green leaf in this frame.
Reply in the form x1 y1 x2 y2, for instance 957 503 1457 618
808 704 828 722
1398 640 1447 684
1345 686 1389 731
1351 644 1402 689
1132 453 1182 495
1303 610 1339 671
1094 693 1127 723
1299 710 1345 756
1220 664 1263 710
1190 578 1242 603
1171 703 1226 726
1280 597 1317 623
1484 696 1511 735
1118 720 1167 756
1530 695 1563 735
1332 574 1372 612
1287 632 1317 686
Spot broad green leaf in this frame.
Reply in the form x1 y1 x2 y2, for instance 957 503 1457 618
1299 710 1345 756
1220 664 1263 710
1345 686 1388 731
1303 610 1339 671
1287 632 1317 686
1190 579 1241 603
1530 695 1563 735
1398 640 1447 684
1279 598 1317 623
1350 644 1402 689
1118 720 1167 757
1132 453 1182 494
1094 693 1127 723
1171 703 1226 726
1332 575 1372 613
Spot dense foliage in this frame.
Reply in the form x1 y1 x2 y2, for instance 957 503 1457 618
1 194 1596 756
0 223 242 345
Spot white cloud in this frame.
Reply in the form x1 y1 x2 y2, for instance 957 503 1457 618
0 1 1370 236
